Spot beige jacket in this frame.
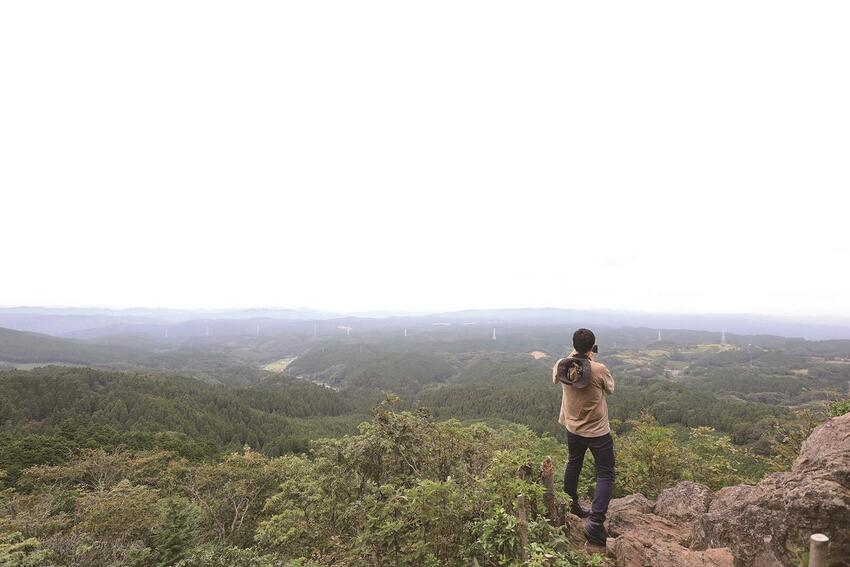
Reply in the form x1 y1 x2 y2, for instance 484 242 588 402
552 351 615 437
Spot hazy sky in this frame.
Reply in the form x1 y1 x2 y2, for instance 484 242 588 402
2 2 848 316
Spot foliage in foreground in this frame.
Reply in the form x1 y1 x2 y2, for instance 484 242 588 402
614 414 765 497
0 399 600 566
829 398 850 417
0 397 811 566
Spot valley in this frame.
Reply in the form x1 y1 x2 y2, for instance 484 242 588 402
1 310 848 566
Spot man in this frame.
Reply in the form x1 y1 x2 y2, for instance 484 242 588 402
552 328 615 545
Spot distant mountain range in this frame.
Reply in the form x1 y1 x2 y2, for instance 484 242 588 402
426 308 850 341
2 306 850 340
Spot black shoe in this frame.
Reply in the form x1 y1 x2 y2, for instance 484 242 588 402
583 519 607 546
569 500 589 518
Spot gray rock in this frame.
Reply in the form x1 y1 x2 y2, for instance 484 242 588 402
794 412 850 489
707 484 757 514
654 481 713 523
606 491 729 563
605 413 850 567
692 413 850 566
607 533 734 567
609 493 655 515
607 501 691 547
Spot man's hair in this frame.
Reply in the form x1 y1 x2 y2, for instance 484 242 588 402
573 328 596 354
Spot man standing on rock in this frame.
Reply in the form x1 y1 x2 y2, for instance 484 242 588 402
552 328 616 546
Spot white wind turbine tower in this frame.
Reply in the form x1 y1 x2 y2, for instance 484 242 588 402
657 329 662 341
492 327 497 341
721 328 726 344
404 328 408 337
164 328 169 339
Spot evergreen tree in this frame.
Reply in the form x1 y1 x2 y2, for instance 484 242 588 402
153 497 202 567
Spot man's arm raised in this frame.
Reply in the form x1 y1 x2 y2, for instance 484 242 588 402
601 366 615 394
552 358 566 384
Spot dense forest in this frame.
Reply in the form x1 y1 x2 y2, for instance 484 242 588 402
1 322 849 565
3 393 846 566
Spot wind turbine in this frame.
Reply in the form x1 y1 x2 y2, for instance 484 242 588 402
657 329 662 341
404 328 408 337
492 327 497 341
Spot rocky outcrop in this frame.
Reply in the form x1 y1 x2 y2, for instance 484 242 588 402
654 481 713 524
607 532 734 567
706 484 756 514
794 412 850 488
605 483 733 567
604 413 850 567
693 413 850 566
608 493 691 548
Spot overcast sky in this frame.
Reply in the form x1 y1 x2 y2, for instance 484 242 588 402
1 1 848 316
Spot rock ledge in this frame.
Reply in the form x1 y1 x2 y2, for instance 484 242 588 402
604 413 850 567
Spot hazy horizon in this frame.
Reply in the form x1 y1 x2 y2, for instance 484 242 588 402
4 296 850 321
2 1 849 317
4 303 850 323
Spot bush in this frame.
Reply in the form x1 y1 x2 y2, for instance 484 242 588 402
0 532 51 566
829 398 850 417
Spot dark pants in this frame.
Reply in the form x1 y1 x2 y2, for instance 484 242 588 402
564 430 615 523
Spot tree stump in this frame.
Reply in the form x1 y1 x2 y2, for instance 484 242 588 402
517 493 529 562
541 457 560 524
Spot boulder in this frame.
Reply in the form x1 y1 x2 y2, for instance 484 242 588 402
692 473 850 566
604 491 732 565
692 413 850 566
654 481 713 523
607 532 734 567
793 412 850 489
608 493 654 515
607 494 691 547
603 414 850 567
707 484 757 514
